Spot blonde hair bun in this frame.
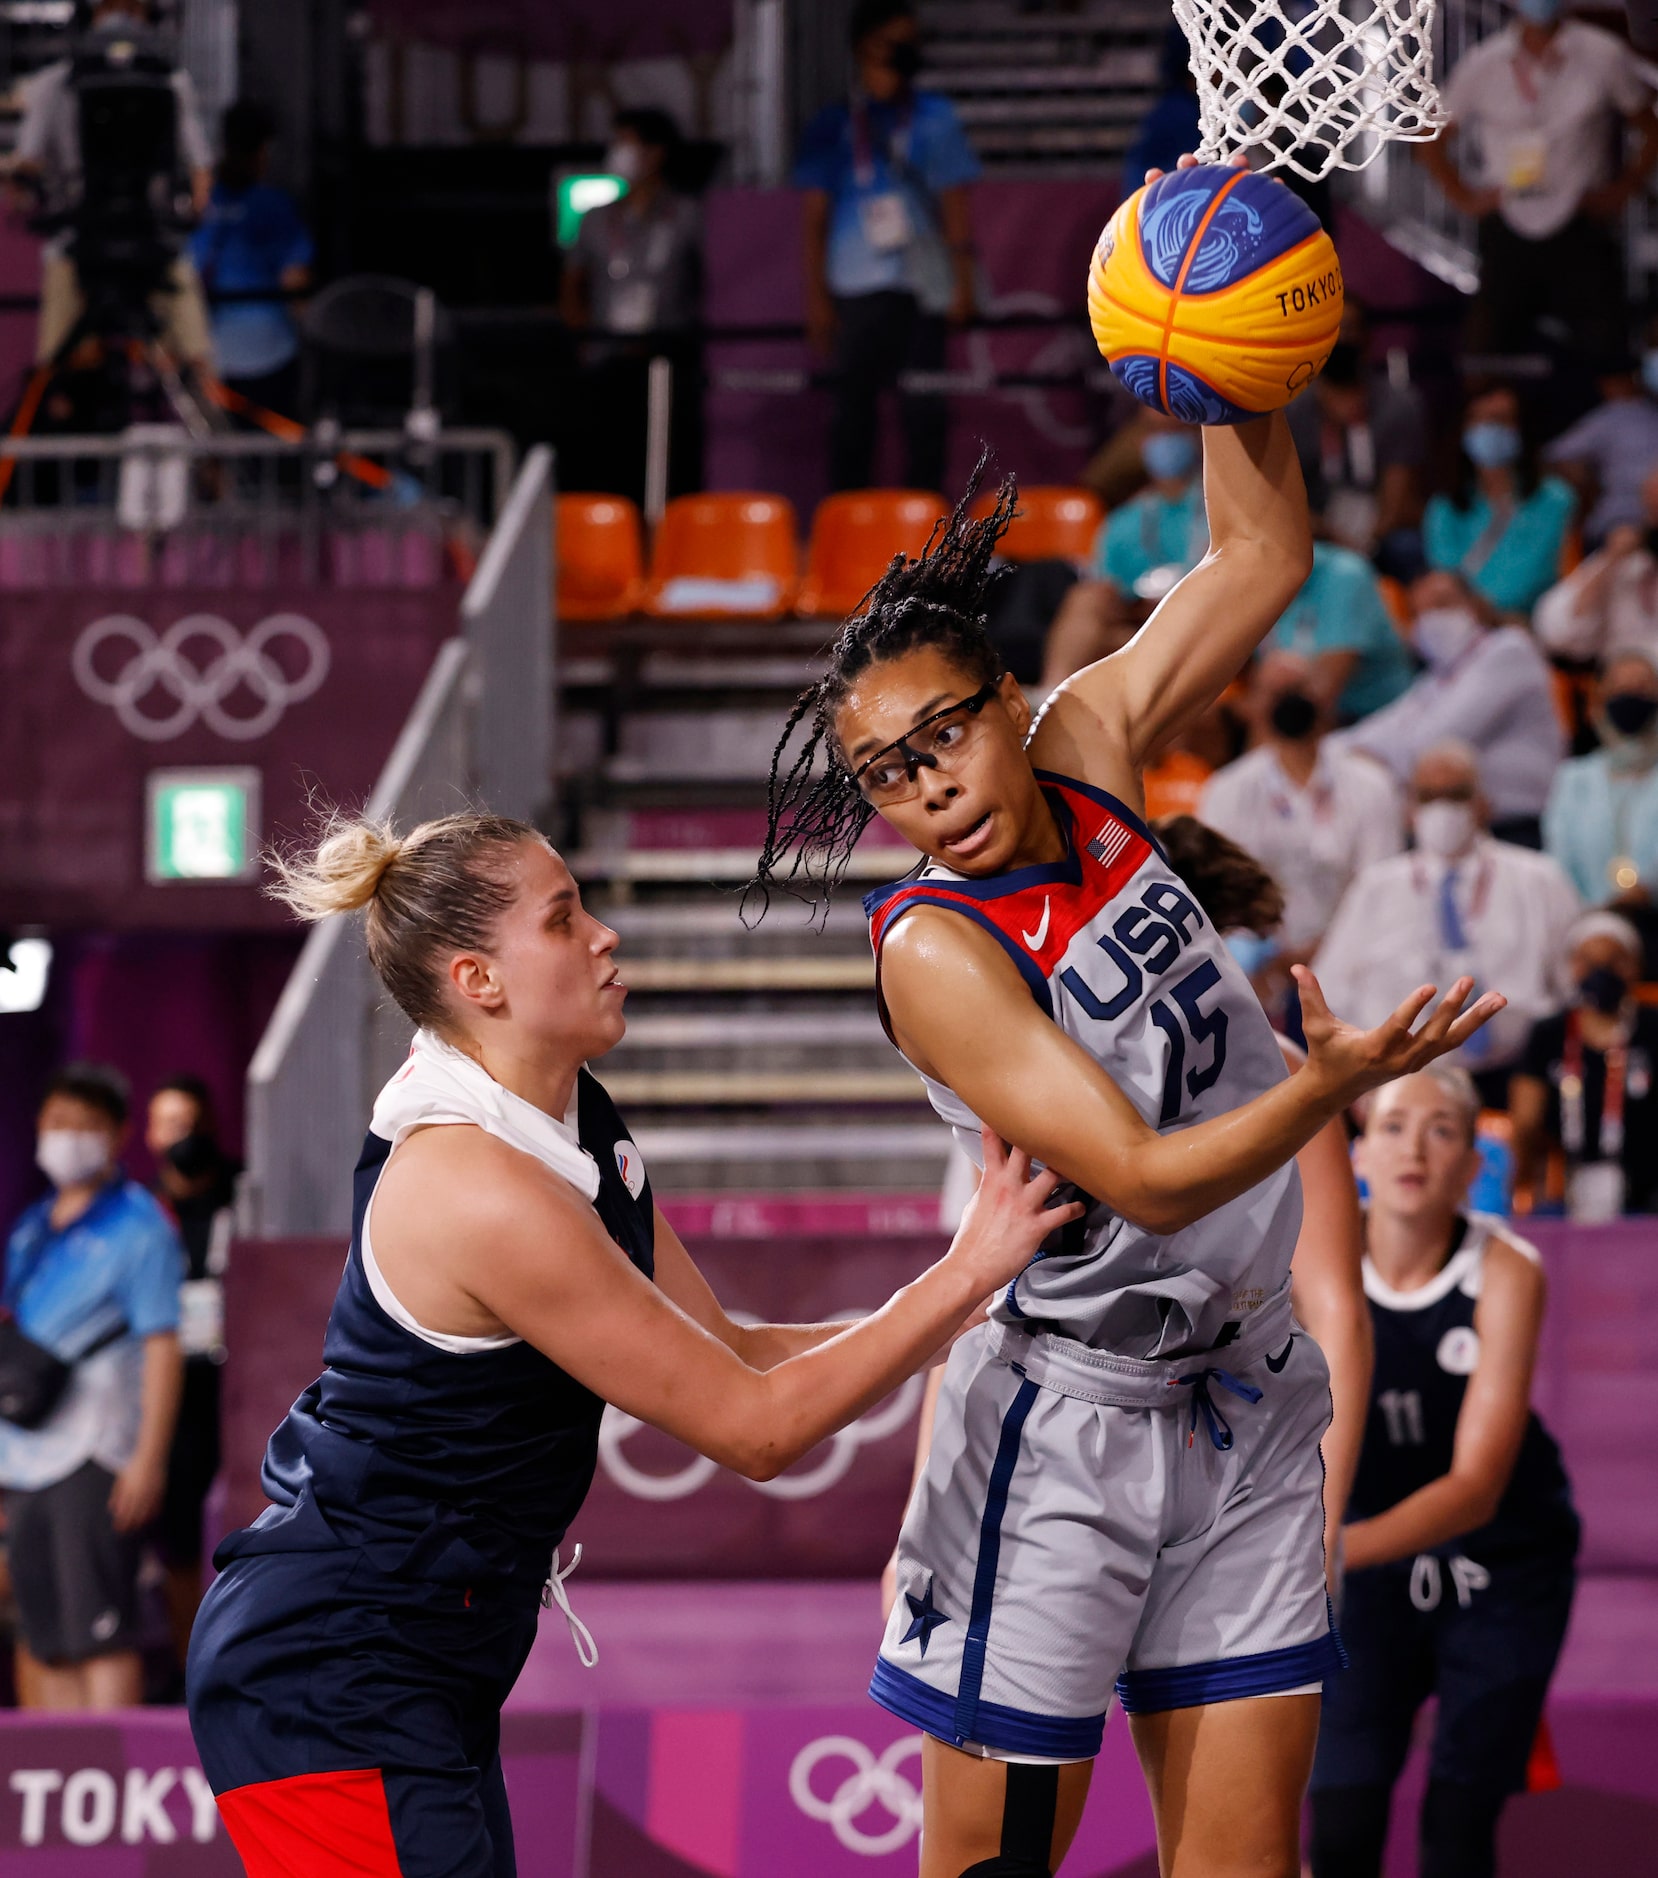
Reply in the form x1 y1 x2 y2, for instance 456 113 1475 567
268 814 406 922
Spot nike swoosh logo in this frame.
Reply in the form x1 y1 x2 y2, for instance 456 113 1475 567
1265 1338 1295 1374
1021 895 1051 951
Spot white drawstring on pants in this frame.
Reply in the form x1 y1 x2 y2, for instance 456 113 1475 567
541 1543 599 1667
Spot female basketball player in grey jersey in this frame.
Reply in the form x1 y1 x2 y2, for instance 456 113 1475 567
752 297 1502 1878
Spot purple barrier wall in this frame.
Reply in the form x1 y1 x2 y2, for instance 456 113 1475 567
0 587 459 929
2 1695 1655 1874
221 1217 1658 1579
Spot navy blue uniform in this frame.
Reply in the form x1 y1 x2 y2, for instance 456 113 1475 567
1311 1214 1578 1809
187 1069 653 1878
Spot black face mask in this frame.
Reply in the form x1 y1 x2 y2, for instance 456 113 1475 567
165 1131 219 1182
1269 689 1320 740
1322 340 1362 387
1579 965 1629 1015
1605 691 1658 738
887 40 923 79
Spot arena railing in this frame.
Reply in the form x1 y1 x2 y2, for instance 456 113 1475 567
240 445 555 1239
0 425 516 586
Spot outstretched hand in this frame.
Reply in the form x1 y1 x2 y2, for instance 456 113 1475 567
950 1125 1084 1296
1294 966 1506 1107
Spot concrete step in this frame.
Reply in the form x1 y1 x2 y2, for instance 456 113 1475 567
603 1069 926 1107
933 55 1159 92
619 955 876 992
631 1121 952 1193
617 1009 889 1047
572 846 914 886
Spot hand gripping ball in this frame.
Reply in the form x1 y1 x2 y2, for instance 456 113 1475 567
1088 163 1344 425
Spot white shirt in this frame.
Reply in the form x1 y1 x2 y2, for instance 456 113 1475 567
1312 836 1581 1071
1197 742 1405 951
1534 546 1658 668
1331 626 1564 822
1442 20 1651 238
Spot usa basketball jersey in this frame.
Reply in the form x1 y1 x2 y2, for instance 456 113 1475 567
865 770 1301 1359
215 1067 655 1592
1352 1213 1578 1562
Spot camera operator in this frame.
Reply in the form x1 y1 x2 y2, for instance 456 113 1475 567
10 0 213 372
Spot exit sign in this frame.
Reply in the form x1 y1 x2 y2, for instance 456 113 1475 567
146 768 260 882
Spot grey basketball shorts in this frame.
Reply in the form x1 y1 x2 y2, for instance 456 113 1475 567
872 1287 1341 1761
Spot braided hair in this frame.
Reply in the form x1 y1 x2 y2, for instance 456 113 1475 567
746 459 1019 924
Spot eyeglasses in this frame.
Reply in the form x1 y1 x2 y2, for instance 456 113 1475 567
850 681 999 805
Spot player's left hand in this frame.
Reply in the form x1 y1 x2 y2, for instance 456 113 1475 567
1294 966 1508 1105
1142 150 1251 186
109 1453 166 1533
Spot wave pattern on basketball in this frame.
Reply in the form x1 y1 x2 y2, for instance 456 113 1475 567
1089 164 1344 426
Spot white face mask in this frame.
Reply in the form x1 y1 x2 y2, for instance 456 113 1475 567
1413 799 1478 859
36 1128 113 1190
605 141 644 185
1412 607 1481 669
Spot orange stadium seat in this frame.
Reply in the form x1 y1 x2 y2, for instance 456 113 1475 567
555 494 645 621
796 489 949 618
644 492 799 619
971 485 1103 564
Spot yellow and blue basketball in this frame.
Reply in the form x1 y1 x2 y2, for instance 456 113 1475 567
1088 164 1343 425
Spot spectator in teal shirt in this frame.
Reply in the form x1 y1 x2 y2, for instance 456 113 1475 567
1544 648 1658 918
1264 540 1415 721
1424 384 1577 615
1040 412 1206 687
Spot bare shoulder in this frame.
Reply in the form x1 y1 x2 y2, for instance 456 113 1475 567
1475 1225 1547 1341
374 1124 595 1250
881 902 1028 999
1026 665 1142 802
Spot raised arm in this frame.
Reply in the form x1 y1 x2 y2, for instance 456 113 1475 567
1031 413 1313 791
1342 1236 1544 1570
879 909 1502 1236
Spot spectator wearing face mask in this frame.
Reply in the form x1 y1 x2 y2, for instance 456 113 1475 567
1313 742 1581 1106
1417 0 1658 369
0 1065 183 1710
1040 412 1206 686
1199 651 1405 976
1543 650 1658 948
1542 348 1658 549
1424 385 1577 616
1334 568 1563 848
1285 300 1428 577
794 0 979 493
145 1075 240 1675
1534 473 1658 669
1510 912 1658 1218
560 107 703 505
1260 539 1417 722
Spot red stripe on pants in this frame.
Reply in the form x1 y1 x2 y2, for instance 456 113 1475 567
217 1768 405 1876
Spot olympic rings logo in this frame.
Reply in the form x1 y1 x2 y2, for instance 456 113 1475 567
597 1311 924 1502
789 1734 924 1856
72 613 331 742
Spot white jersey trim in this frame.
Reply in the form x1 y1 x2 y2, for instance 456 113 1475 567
360 1193 523 1354
1361 1210 1539 1312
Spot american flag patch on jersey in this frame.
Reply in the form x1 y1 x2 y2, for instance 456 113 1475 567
1086 819 1133 867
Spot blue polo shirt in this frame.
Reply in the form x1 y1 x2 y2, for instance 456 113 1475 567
1266 541 1415 721
1093 482 1208 597
189 180 314 380
793 90 979 310
0 1177 182 1491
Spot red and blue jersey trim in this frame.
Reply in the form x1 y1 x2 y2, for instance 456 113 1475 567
862 774 1161 1021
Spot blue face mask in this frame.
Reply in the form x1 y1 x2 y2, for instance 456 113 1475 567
1141 431 1199 483
1224 931 1279 977
1462 420 1521 469
1515 0 1560 23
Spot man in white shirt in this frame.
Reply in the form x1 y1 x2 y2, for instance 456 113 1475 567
1332 567 1564 848
1198 650 1405 961
1418 0 1658 366
1313 742 1581 1105
1534 481 1658 669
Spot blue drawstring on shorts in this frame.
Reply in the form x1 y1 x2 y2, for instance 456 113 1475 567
1169 1367 1262 1451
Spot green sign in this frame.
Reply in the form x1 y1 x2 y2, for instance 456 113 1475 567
555 171 627 248
147 768 259 882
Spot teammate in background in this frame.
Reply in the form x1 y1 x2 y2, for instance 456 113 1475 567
751 318 1500 1875
185 812 1075 1878
1309 1068 1578 1878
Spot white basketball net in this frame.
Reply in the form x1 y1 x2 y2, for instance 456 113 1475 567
1169 0 1447 181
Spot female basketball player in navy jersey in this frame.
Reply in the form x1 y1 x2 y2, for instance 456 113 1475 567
1309 1067 1578 1878
751 407 1503 1867
184 812 1080 1878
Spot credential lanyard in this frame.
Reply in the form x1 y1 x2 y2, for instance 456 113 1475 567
850 93 914 189
1560 1007 1627 1159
